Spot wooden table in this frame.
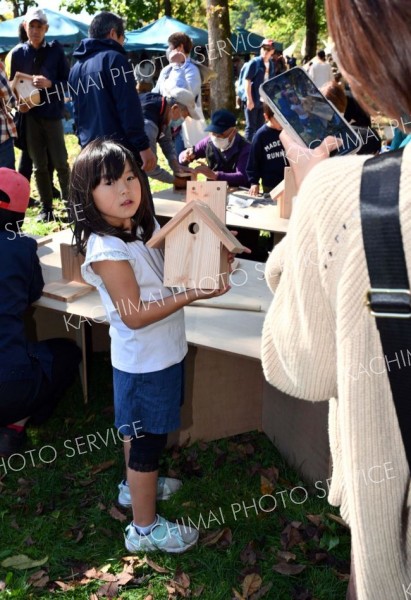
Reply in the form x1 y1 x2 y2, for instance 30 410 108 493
31 229 330 484
153 187 289 235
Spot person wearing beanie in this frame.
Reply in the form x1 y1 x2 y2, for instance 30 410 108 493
0 168 82 458
179 108 251 188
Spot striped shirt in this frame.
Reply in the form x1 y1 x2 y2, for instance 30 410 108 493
0 63 17 144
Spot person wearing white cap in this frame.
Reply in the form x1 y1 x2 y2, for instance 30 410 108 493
139 87 199 188
9 7 71 221
243 39 277 142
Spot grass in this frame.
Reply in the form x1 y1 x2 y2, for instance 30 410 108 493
0 355 350 600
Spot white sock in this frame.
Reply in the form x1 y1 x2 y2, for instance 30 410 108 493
133 516 157 535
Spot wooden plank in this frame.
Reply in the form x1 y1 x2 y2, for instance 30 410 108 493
60 243 87 284
190 299 262 311
270 178 285 201
278 167 297 219
11 72 41 107
42 280 94 302
186 180 227 222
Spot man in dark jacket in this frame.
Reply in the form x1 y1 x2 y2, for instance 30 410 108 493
243 39 276 142
68 11 156 173
10 7 71 221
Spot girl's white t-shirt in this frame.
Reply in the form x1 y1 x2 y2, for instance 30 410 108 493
81 231 187 374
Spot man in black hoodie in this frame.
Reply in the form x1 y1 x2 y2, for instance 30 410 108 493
68 12 156 173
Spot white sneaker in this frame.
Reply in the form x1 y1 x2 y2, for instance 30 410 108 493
118 477 182 507
125 515 198 554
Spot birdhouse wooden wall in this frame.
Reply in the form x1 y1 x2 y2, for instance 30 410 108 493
11 72 41 107
163 214 224 290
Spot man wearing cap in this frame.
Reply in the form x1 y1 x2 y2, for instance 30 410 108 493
140 87 199 188
68 12 156 173
179 109 251 188
10 8 71 221
0 168 81 458
243 39 276 142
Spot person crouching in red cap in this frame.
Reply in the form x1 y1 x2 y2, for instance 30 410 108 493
0 168 81 458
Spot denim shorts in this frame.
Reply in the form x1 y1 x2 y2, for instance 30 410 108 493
113 360 184 435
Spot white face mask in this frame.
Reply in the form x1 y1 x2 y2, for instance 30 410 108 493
211 131 235 151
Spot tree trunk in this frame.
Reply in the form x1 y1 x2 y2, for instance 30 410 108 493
305 0 318 59
163 0 172 17
206 0 235 113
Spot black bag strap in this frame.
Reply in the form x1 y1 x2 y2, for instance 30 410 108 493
360 148 411 472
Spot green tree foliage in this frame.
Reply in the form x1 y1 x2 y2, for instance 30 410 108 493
61 0 206 30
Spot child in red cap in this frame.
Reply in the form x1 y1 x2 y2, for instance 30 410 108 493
0 168 82 458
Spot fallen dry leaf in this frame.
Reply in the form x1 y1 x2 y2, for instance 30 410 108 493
232 589 246 600
306 515 322 527
200 527 232 548
116 571 134 586
193 584 205 596
0 582 5 592
96 580 119 597
55 580 75 591
91 460 115 475
281 524 303 550
260 475 274 495
108 506 127 523
144 556 169 573
144 596 154 600
168 579 190 597
242 573 262 597
89 594 99 600
277 550 297 563
273 563 306 576
174 570 190 589
249 582 273 599
326 513 349 528
28 570 49 588
240 541 257 566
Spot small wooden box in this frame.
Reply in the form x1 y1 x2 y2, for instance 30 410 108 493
11 72 41 107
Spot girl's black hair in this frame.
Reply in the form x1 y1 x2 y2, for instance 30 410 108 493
69 139 155 255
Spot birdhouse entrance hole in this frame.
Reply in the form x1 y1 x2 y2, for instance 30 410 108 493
188 222 200 234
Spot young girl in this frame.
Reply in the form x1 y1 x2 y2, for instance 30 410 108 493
70 139 232 554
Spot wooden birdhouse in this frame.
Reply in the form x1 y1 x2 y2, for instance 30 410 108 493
11 72 41 108
270 167 297 219
147 181 245 290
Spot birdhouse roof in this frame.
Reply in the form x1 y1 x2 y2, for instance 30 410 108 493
147 201 246 253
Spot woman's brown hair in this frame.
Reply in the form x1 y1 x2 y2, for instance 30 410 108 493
325 0 411 127
321 81 348 114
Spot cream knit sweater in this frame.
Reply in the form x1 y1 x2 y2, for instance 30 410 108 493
262 144 411 600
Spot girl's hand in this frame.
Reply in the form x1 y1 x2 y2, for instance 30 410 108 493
188 284 231 301
280 130 342 190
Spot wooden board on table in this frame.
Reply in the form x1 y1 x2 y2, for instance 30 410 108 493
42 280 94 302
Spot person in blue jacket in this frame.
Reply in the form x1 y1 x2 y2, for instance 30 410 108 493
243 39 276 142
68 12 156 174
0 168 81 458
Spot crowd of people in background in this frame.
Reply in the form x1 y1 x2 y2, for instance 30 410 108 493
1 7 384 221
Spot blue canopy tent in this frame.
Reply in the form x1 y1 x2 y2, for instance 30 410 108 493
0 9 89 51
230 27 283 53
125 17 280 55
125 16 208 52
